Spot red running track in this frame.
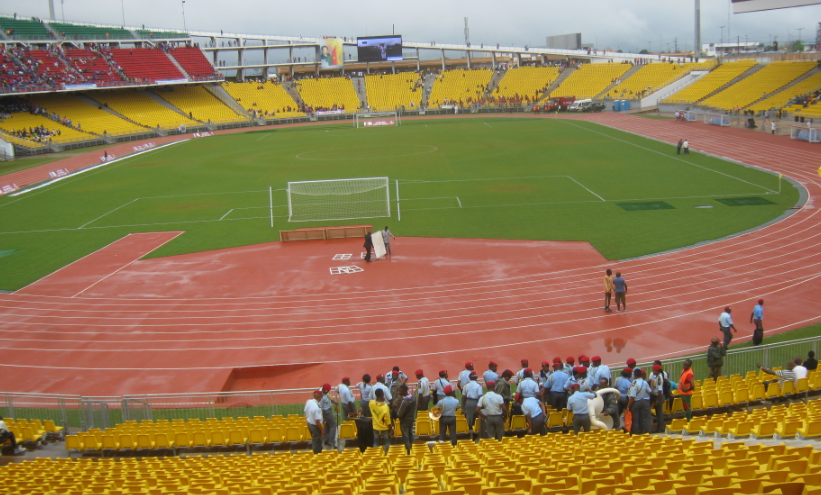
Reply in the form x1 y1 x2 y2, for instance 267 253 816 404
1 113 820 396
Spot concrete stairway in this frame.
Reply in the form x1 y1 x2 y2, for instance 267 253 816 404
594 64 643 99
537 66 577 102
694 63 764 104
351 76 368 108
203 83 253 119
484 68 507 97
75 93 150 132
142 89 200 122
742 66 821 110
283 81 303 106
165 52 191 80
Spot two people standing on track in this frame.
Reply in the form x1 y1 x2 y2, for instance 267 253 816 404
603 269 628 313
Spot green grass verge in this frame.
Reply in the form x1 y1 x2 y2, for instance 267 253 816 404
0 118 799 290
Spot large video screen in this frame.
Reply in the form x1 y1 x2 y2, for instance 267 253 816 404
357 35 403 62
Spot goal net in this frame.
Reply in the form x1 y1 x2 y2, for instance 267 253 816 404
287 177 391 222
705 113 731 126
354 111 401 128
675 110 697 122
790 126 821 143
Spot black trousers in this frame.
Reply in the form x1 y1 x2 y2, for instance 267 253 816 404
440 416 457 445
573 415 591 434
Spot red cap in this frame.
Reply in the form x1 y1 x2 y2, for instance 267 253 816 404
652 364 663 372
570 383 581 390
465 362 473 368
623 367 633 373
469 372 478 380
392 371 399 376
578 366 587 373
524 368 532 373
758 299 764 305
514 393 521 401
521 359 528 364
314 388 323 394
439 370 447 375
443 385 453 394
566 357 575 363
579 356 588 362
486 382 496 388
341 377 350 382
504 369 514 376
415 369 424 376
322 383 331 392
553 362 563 368
724 306 731 311
541 361 550 366
572 366 581 374
376 374 385 380
626 358 636 366
591 356 601 362
553 357 562 364
489 361 497 366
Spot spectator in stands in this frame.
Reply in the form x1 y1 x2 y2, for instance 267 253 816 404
477 381 506 441
547 362 569 411
395 384 416 454
626 368 652 435
757 361 797 393
719 306 738 348
518 369 540 398
615 367 632 417
432 370 449 404
483 361 499 386
566 383 596 433
372 374 391 403
707 336 726 379
518 392 546 436
436 385 459 445
304 389 324 454
415 370 431 411
516 359 530 383
370 388 391 453
457 362 474 405
338 377 355 418
495 369 513 404
599 377 620 429
750 299 765 346
356 374 372 417
678 359 695 421
649 364 666 433
463 372 483 440
805 351 818 371
793 357 808 384
319 383 337 450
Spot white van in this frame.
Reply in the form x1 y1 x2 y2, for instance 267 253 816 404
567 99 592 112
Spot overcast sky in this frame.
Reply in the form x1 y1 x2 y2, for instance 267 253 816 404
4 0 821 53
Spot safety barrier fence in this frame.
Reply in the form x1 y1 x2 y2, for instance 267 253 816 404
2 335 819 434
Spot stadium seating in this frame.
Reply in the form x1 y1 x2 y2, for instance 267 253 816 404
426 69 493 108
550 63 632 100
492 66 560 100
701 61 815 111
135 29 189 39
109 48 186 83
296 76 361 113
5 428 816 495
222 81 306 118
88 89 197 129
63 48 127 85
663 59 757 104
156 85 248 123
29 94 146 136
364 72 424 112
603 61 715 100
0 111 93 144
0 16 53 39
49 22 133 40
749 71 821 113
169 47 219 78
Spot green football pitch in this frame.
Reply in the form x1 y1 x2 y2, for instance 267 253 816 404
0 117 799 291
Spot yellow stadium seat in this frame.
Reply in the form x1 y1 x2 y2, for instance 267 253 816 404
551 63 632 100
664 60 756 104
296 77 361 113
427 69 493 108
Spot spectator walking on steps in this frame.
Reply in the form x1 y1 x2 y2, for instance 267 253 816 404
707 337 726 380
751 299 764 346
719 306 737 348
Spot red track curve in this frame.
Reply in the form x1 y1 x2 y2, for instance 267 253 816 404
1 113 820 396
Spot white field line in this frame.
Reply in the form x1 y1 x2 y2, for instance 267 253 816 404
219 209 234 221
566 176 606 201
456 197 462 207
256 133 273 141
79 198 140 229
484 122 493 128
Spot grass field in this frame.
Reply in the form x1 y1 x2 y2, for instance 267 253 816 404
0 117 799 291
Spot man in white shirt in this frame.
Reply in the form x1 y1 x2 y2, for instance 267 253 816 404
356 374 373 418
463 373 484 440
384 366 408 387
457 362 474 407
0 416 24 455
338 378 356 417
483 361 499 386
476 382 507 441
793 357 808 384
517 393 546 436
514 359 529 384
432 370 450 404
591 356 610 388
719 306 738 348
304 390 325 454
381 226 396 255
518 369 540 398
415 369 431 411
371 374 392 402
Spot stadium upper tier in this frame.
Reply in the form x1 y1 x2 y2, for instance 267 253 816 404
364 72 424 112
493 66 560 100
749 72 821 113
29 94 147 136
296 77 361 113
49 22 133 40
427 69 494 108
550 63 632 100
701 61 815 111
156 85 248 123
662 60 756 104
0 16 52 38
86 89 197 129
110 48 186 84
222 81 306 118
603 61 715 100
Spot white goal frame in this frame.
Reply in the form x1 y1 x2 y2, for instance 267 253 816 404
354 111 401 128
680 110 697 122
790 125 821 143
287 177 391 222
705 113 731 126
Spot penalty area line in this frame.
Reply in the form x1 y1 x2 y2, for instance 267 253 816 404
484 122 493 129
566 176 605 202
219 209 234 221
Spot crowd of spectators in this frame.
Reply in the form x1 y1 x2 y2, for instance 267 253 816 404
0 98 85 143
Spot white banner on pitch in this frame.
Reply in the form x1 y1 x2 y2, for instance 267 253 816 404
372 232 387 259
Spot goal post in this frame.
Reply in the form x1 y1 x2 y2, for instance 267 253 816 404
354 111 401 128
790 126 821 143
705 113 731 126
287 177 391 222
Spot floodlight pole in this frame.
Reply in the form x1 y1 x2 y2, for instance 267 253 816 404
694 0 701 60
181 0 188 33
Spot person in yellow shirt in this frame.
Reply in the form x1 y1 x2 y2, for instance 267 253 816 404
603 269 614 313
370 388 392 452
